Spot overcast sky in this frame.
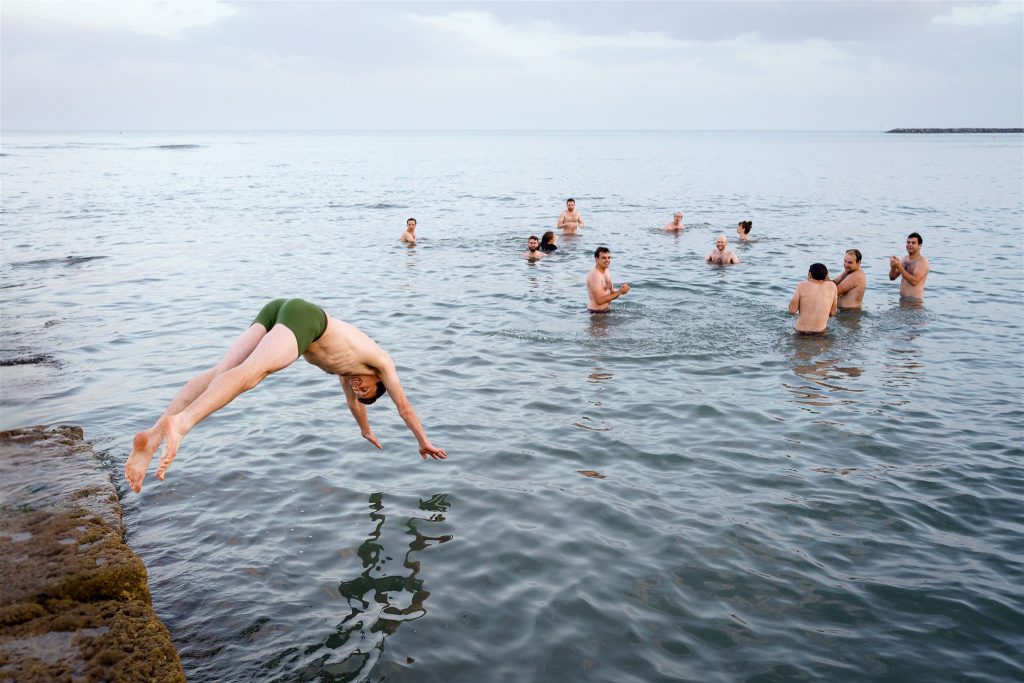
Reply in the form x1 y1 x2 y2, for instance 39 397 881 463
2 0 1021 130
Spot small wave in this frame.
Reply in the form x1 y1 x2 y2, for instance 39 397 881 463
10 255 108 268
0 353 57 367
151 144 205 150
359 202 407 210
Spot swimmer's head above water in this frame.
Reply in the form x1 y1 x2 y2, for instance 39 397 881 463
809 263 829 281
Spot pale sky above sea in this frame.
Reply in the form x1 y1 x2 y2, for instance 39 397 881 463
2 0 1022 131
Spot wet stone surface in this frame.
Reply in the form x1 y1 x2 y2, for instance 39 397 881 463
0 425 184 682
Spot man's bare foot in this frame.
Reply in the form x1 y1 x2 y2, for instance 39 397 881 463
156 414 186 481
125 422 164 493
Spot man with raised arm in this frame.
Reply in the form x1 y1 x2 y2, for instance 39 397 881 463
889 232 929 301
788 263 839 334
558 198 585 235
586 246 630 314
833 248 867 310
705 234 740 265
664 212 684 232
124 298 447 494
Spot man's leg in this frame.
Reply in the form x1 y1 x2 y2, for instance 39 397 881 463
154 324 300 482
125 323 289 493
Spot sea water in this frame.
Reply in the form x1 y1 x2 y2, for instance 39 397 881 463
1 130 1022 682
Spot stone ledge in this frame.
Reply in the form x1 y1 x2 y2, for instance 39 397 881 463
0 425 184 682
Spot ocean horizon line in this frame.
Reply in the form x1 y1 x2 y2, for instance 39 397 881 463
1 127 941 134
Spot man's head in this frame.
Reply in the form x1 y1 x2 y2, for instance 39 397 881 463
566 198 576 210
741 220 752 234
844 249 862 271
809 263 829 281
907 232 922 255
350 375 388 405
715 235 728 251
594 246 611 268
406 218 417 230
673 212 683 223
527 235 540 251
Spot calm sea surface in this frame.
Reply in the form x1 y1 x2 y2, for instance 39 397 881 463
1 131 1022 682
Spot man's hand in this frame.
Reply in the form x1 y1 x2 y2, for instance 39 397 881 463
362 431 383 449
419 442 448 460
889 256 901 269
619 283 631 296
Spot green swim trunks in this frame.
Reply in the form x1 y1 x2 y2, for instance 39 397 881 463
252 298 328 356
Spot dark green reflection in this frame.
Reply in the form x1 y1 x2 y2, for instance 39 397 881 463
263 492 453 682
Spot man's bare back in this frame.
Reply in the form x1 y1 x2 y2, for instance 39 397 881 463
303 318 389 377
789 265 838 333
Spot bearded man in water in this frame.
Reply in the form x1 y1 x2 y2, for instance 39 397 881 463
124 298 447 494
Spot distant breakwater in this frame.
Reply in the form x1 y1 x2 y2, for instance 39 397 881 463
885 128 1023 134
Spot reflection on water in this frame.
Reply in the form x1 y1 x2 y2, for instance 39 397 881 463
587 312 611 338
882 307 927 392
785 333 864 409
261 493 452 681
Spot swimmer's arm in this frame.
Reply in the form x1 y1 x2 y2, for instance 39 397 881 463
557 212 567 229
730 253 740 264
835 274 858 295
830 287 838 317
888 257 901 280
341 378 382 449
788 289 800 314
378 363 447 460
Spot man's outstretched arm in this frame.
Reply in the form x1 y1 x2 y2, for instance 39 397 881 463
341 377 382 449
378 362 448 460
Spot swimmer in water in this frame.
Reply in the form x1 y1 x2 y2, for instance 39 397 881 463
788 263 838 334
558 198 585 235
523 235 544 259
665 212 684 232
540 231 558 253
124 298 447 494
833 248 866 310
888 232 929 302
399 218 417 243
705 235 740 265
587 246 630 313
736 220 752 241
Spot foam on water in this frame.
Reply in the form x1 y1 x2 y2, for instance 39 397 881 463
1 130 1022 682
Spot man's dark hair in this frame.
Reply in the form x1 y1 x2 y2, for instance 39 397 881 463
594 246 610 259
567 197 575 204
407 218 417 224
846 248 862 262
358 381 388 405
528 235 539 241
908 231 922 244
809 263 828 281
